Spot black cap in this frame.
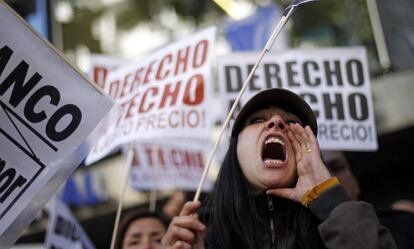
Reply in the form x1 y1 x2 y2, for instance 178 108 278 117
231 88 318 137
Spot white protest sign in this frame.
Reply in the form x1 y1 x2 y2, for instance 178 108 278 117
129 139 213 191
86 27 216 164
0 2 113 246
88 54 127 89
217 48 377 151
84 54 127 163
45 199 96 249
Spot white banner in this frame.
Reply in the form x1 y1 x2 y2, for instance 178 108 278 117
88 54 127 89
129 139 213 191
45 199 96 249
217 48 377 151
0 2 113 246
86 27 216 164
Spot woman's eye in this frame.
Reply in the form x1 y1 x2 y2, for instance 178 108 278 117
128 240 140 246
286 120 299 125
249 117 266 124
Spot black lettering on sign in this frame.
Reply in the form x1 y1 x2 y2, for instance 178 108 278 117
322 93 345 120
317 122 327 140
55 215 80 241
300 93 319 119
46 104 82 142
225 65 242 92
50 245 62 249
0 57 43 107
348 93 368 121
0 158 27 203
0 45 83 143
24 85 60 123
246 64 260 91
317 123 373 142
0 46 13 75
286 61 300 87
346 59 364 86
303 61 321 87
324 60 343 86
264 63 282 88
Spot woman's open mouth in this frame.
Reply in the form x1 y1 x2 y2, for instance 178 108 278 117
262 135 287 167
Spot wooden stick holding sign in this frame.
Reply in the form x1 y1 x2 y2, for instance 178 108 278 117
109 144 135 249
149 144 161 212
194 0 319 202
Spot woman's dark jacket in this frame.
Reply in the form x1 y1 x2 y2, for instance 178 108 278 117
205 185 396 249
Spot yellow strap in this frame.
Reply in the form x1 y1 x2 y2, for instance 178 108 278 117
300 177 340 207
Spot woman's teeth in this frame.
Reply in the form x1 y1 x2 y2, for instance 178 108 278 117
264 159 283 165
265 137 284 145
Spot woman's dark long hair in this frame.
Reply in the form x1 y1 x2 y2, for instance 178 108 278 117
204 137 325 249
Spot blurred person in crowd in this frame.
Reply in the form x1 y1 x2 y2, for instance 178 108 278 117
322 150 414 249
115 210 167 249
320 150 360 201
162 88 396 249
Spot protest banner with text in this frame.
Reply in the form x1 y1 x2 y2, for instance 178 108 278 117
86 27 216 164
45 199 96 249
128 139 213 191
0 2 113 246
217 48 377 151
87 56 216 193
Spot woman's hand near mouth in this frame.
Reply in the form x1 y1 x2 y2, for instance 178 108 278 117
266 123 332 203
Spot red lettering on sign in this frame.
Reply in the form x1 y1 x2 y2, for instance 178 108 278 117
139 87 158 113
159 81 181 108
175 46 190 75
143 61 156 84
183 74 204 105
93 66 108 89
156 54 172 80
120 73 133 98
108 80 120 99
193 40 208 68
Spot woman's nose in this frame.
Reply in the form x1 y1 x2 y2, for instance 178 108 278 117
266 116 286 131
140 237 153 249
140 244 152 249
